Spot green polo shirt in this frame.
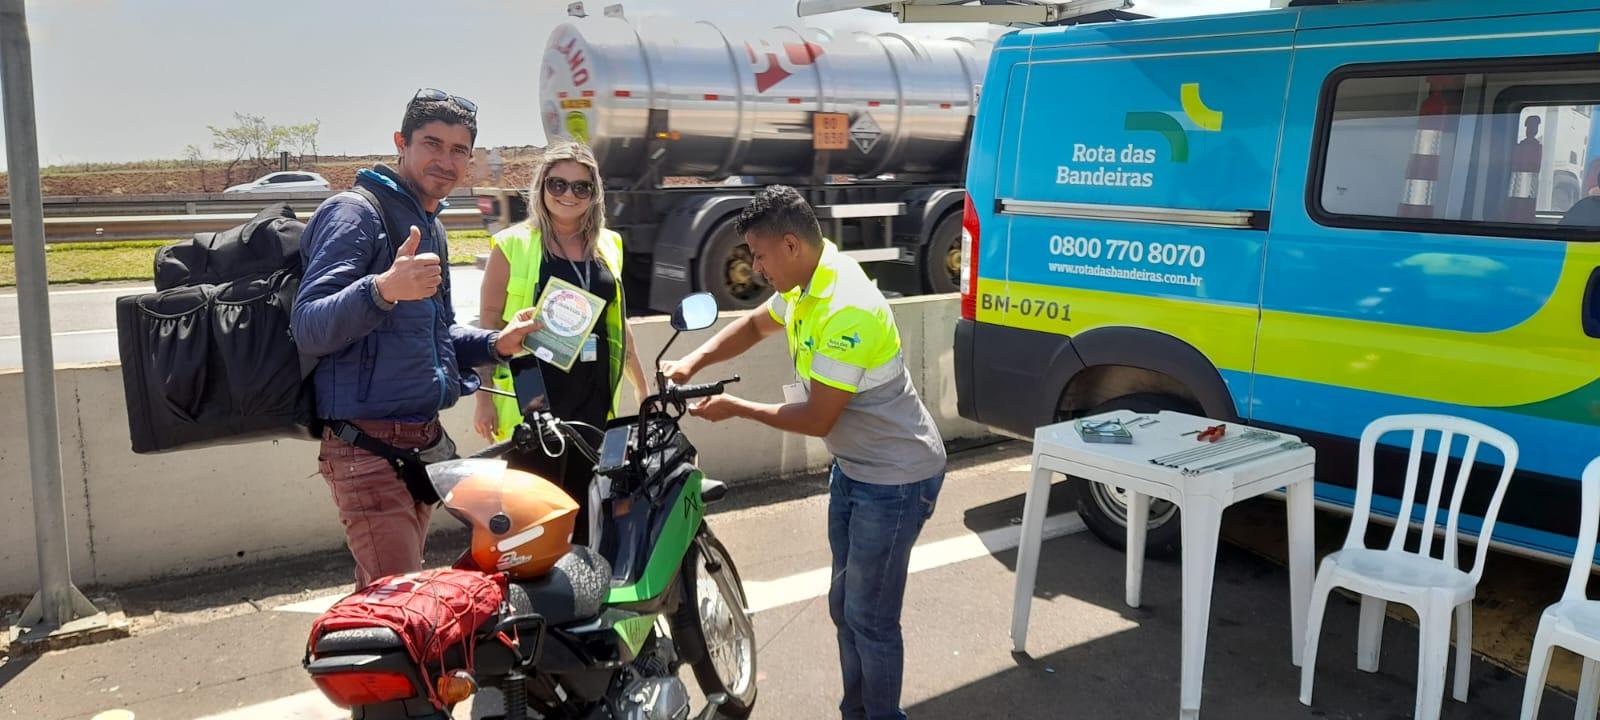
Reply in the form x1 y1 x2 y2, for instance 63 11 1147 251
767 240 946 485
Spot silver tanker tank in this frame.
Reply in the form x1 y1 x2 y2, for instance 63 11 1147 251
540 18 992 181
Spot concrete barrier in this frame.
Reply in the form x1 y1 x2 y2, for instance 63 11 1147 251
0 295 988 596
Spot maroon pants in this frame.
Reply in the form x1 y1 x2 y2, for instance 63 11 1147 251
318 419 439 588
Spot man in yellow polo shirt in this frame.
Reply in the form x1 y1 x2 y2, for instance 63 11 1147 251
662 185 946 720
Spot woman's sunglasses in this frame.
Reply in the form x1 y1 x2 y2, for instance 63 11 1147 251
544 176 595 201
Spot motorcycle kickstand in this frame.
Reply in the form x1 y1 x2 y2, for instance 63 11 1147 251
694 693 728 720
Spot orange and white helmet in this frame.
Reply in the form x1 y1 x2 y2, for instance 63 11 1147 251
430 459 578 579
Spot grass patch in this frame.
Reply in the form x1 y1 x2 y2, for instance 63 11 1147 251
0 231 492 288
447 230 491 266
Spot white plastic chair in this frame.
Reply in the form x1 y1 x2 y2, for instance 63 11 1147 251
1520 457 1600 720
1300 414 1519 720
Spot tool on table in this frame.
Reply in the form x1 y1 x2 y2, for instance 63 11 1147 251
1075 418 1133 444
1181 441 1310 476
1183 424 1226 443
1150 430 1280 470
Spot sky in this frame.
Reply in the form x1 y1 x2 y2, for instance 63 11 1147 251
3 0 1262 168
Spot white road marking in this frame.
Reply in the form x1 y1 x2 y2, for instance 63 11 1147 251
744 511 1084 613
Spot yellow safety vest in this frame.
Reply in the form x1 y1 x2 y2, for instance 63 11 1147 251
766 239 902 393
489 223 627 440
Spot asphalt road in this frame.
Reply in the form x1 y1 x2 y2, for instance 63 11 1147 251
0 270 486 370
0 442 1575 719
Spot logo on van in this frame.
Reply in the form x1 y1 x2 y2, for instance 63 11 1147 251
1123 83 1224 163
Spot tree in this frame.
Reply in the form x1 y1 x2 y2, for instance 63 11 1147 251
207 112 292 183
284 119 321 168
205 113 323 183
182 144 211 192
209 113 265 184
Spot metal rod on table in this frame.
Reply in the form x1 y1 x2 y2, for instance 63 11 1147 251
1182 441 1310 477
1157 437 1259 466
1151 432 1273 468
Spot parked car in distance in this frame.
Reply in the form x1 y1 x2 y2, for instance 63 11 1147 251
223 171 331 194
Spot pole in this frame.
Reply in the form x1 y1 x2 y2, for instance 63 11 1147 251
1 0 101 633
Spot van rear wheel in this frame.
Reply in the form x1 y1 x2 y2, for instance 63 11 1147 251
1066 393 1199 558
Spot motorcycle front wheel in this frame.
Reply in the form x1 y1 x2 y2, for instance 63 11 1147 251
670 528 758 717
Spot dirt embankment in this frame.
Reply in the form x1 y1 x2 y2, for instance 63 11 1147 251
1 147 546 197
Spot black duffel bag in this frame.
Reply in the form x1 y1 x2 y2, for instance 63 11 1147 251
117 203 319 453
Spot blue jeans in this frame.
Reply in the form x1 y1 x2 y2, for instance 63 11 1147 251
828 463 945 720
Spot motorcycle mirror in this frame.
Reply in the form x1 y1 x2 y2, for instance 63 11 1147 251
671 292 719 332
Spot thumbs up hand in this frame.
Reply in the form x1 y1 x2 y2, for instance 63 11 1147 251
375 225 442 303
396 224 423 257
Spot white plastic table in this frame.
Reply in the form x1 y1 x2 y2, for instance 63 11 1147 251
1011 410 1317 720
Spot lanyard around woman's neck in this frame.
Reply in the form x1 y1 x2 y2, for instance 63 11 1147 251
551 232 593 292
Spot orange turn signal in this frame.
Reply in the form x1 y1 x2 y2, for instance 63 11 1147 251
437 670 477 705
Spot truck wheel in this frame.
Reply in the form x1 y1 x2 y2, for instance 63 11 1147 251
1068 393 1200 558
920 212 961 294
697 220 771 311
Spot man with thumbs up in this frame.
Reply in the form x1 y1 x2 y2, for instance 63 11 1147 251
292 90 539 587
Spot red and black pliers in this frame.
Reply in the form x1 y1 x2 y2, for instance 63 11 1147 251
1193 424 1226 443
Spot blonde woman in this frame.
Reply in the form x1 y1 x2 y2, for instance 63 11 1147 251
476 140 646 543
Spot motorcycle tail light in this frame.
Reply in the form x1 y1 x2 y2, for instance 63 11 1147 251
312 671 415 707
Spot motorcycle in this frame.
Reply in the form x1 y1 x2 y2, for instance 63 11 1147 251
304 292 757 720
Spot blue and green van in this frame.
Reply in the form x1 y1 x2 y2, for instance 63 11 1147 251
954 0 1600 561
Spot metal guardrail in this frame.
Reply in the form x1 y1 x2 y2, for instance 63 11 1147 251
0 189 486 242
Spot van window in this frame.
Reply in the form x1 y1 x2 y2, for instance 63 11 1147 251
1314 61 1600 235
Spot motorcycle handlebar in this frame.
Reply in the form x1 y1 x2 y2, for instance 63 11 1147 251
665 376 741 402
470 437 516 459
467 414 602 463
476 379 738 469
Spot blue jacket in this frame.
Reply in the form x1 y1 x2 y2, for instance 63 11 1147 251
291 165 496 421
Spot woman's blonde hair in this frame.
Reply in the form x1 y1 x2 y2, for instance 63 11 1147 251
528 140 607 260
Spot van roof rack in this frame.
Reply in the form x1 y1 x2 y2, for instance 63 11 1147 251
796 0 1145 26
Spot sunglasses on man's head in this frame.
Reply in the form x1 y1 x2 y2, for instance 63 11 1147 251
411 88 477 115
544 176 595 200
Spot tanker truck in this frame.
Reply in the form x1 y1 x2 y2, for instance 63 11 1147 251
474 16 993 313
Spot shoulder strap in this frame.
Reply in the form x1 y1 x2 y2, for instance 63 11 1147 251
327 420 439 504
347 185 400 251
348 184 446 304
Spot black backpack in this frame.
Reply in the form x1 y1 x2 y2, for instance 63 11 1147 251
117 203 318 453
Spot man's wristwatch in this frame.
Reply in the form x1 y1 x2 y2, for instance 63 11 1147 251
489 332 512 363
368 276 396 311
